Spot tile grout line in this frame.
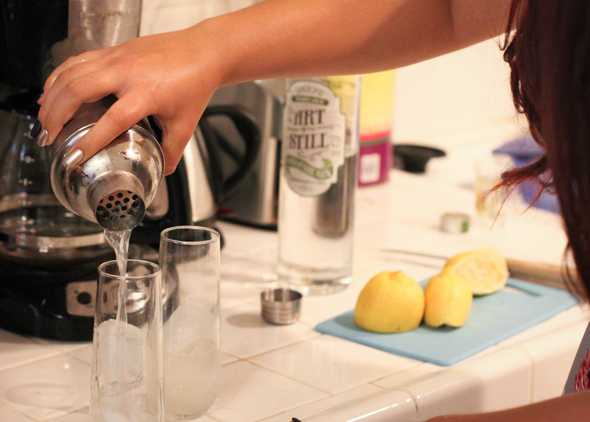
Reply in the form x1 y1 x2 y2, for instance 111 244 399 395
369 363 436 387
241 334 426 398
221 350 241 363
256 383 411 422
252 385 332 422
0 350 91 420
1 393 88 422
369 383 387 391
255 394 336 422
42 406 90 422
68 354 91 367
521 346 536 404
382 385 421 420
219 299 259 313
497 316 588 350
225 331 322 362
0 396 36 421
0 348 74 373
246 353 412 399
245 359 331 395
29 338 89 348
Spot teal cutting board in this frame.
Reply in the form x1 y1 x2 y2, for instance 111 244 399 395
315 279 578 366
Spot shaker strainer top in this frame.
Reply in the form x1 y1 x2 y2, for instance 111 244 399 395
95 190 145 231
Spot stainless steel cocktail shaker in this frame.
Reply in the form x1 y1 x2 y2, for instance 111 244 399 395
50 96 164 231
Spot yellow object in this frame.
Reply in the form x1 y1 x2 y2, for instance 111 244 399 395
359 71 395 138
443 248 509 295
325 75 361 137
424 273 473 328
354 271 424 333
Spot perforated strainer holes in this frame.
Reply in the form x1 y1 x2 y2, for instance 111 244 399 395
95 189 145 230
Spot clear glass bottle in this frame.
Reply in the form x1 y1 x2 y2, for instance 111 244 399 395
278 76 360 294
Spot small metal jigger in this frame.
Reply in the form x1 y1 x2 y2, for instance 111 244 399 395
261 288 303 325
49 97 163 230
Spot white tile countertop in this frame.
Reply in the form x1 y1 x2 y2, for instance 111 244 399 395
0 140 588 422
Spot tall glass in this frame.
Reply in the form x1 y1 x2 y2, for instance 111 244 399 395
160 226 221 420
474 154 513 225
92 259 164 422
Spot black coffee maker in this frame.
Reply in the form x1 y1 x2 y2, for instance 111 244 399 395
0 1 195 341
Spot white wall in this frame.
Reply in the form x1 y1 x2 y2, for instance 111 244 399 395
393 37 521 149
141 0 255 35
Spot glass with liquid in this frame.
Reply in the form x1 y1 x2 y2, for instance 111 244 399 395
474 154 514 223
92 259 164 422
159 226 221 420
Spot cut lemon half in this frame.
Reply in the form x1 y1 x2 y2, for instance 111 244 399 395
443 248 508 295
424 272 473 328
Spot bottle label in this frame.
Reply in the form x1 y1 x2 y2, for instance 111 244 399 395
283 80 346 196
326 76 360 158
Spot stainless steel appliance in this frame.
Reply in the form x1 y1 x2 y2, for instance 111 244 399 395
209 80 283 229
0 0 258 340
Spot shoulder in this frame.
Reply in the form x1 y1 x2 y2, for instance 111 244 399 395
450 0 513 41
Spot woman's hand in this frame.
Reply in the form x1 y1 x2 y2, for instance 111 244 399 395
38 23 224 175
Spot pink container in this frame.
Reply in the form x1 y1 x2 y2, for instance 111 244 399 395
358 132 392 187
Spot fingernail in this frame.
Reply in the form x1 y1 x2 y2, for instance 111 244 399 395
63 148 84 170
37 128 49 147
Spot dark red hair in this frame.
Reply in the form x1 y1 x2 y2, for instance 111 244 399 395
502 1 590 299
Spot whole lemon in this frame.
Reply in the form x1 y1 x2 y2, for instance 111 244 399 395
354 271 425 333
424 272 473 328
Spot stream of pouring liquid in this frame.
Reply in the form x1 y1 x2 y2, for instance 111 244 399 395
105 229 132 320
104 229 132 399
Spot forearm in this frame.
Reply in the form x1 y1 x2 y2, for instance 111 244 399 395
429 391 590 422
200 0 511 85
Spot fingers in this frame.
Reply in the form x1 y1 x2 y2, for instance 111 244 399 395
39 59 106 120
41 50 107 98
68 93 152 164
161 121 196 175
40 71 123 145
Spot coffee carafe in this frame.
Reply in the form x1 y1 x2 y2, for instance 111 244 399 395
0 105 108 266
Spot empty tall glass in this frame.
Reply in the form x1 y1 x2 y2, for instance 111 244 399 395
92 259 164 422
160 226 221 420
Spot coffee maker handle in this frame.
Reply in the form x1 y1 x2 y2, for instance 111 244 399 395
200 105 261 202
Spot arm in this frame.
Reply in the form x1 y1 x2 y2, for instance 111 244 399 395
38 0 511 174
219 0 512 82
428 391 590 422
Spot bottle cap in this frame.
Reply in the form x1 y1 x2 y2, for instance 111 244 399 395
440 212 471 234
